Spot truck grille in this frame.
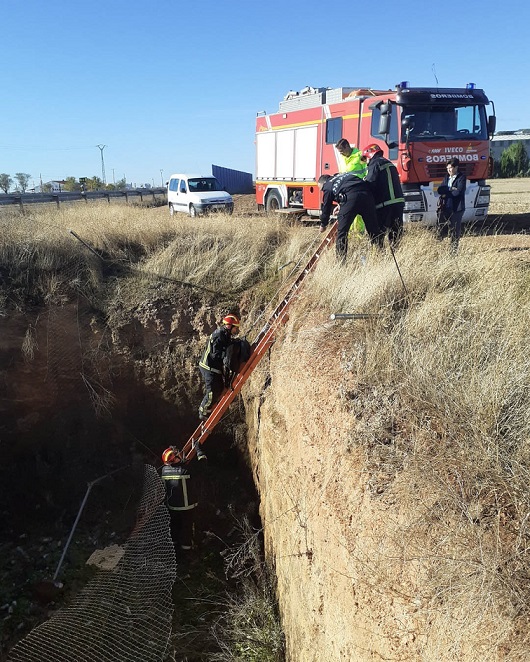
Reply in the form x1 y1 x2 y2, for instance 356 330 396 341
426 162 475 178
403 190 426 212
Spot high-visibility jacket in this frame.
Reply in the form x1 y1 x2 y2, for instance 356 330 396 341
199 327 234 374
338 148 368 179
162 465 197 511
365 155 404 209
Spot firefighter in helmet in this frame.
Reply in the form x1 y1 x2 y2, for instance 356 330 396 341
161 448 199 553
318 173 380 260
198 314 240 421
362 144 405 249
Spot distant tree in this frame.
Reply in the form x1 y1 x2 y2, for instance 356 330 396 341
63 176 81 192
492 158 501 178
0 173 12 193
86 176 103 190
499 141 530 178
14 173 31 193
104 178 127 191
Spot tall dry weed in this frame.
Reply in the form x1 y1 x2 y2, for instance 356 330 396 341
295 228 530 658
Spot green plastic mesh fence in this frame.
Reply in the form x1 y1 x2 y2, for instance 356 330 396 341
7 465 176 662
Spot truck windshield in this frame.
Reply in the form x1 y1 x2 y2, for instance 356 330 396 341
188 178 224 192
401 104 488 142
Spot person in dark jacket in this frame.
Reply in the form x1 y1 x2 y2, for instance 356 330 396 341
318 173 380 260
363 144 405 249
161 462 198 553
161 448 202 555
198 314 240 421
436 157 466 253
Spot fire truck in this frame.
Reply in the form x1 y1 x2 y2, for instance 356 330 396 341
255 83 496 224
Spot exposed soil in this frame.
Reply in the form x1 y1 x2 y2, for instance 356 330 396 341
0 284 259 659
2 180 530 660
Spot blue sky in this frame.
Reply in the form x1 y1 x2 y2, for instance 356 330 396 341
2 0 529 187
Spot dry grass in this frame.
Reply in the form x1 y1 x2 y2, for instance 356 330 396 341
0 203 290 312
3 185 530 658
294 225 530 659
489 177 530 215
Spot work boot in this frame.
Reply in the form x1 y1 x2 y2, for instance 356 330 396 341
194 442 207 461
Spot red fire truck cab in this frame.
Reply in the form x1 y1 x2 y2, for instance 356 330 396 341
255 83 496 224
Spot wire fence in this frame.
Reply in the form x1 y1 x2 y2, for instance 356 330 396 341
7 465 176 662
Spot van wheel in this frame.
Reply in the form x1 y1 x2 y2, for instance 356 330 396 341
265 191 282 213
189 204 197 218
169 203 175 216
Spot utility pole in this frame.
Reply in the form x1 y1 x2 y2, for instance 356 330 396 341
97 145 107 185
112 168 115 185
160 169 164 187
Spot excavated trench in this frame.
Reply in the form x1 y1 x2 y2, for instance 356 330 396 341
0 298 265 660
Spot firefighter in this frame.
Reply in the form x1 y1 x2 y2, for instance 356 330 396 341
161 448 199 553
318 173 380 261
363 144 405 249
198 314 240 421
335 138 368 179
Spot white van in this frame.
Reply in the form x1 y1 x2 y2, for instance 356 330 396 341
167 174 234 217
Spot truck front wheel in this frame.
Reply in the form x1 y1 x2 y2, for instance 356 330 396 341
189 204 198 218
265 191 282 213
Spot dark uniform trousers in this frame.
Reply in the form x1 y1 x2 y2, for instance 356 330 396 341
336 190 380 260
376 201 404 248
162 465 198 552
199 366 224 418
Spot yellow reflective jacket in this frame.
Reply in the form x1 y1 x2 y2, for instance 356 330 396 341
338 148 367 179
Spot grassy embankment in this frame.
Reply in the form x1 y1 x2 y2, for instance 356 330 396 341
1 194 530 657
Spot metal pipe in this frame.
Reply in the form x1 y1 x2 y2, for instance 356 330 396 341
52 466 128 582
389 243 409 298
329 313 380 320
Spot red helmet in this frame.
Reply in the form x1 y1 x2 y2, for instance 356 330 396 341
362 144 383 160
222 314 240 329
162 447 179 465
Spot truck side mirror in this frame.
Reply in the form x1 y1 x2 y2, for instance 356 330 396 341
488 115 496 137
401 117 415 132
378 114 391 136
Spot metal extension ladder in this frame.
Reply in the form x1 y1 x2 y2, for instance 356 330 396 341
171 222 337 464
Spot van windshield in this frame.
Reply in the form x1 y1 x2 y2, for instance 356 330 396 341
188 178 224 193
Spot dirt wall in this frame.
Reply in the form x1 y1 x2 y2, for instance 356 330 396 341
243 316 517 661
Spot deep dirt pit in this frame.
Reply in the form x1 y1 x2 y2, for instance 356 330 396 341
0 293 264 660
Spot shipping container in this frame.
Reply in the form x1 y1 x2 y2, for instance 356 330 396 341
212 165 254 194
